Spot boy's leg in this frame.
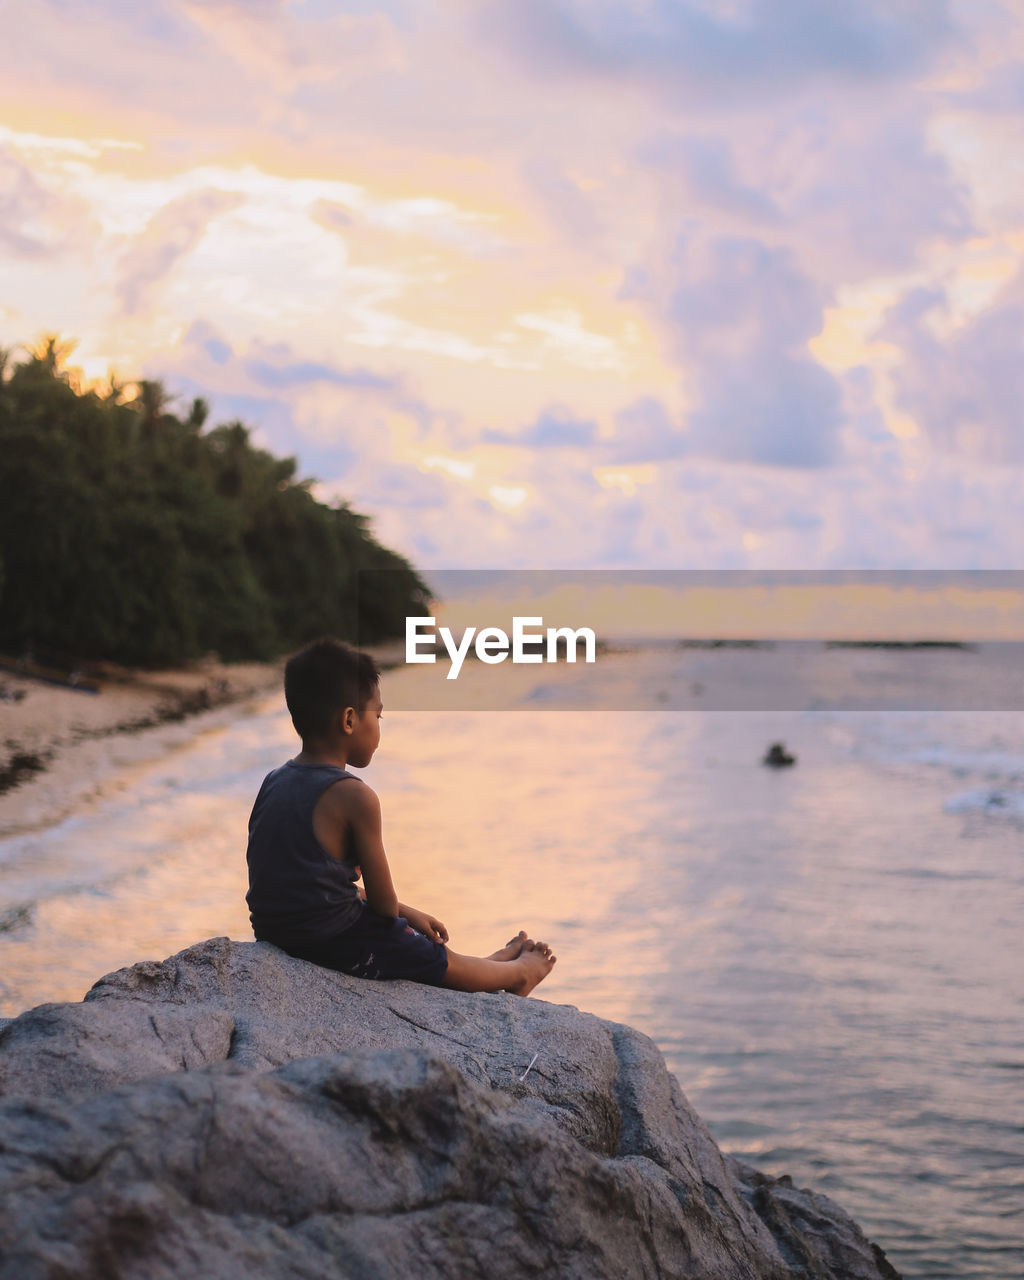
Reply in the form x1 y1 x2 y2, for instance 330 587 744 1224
286 920 554 994
443 940 555 996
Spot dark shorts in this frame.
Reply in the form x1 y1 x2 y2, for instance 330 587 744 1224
283 908 449 987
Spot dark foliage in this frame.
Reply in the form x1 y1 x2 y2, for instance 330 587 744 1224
0 340 430 666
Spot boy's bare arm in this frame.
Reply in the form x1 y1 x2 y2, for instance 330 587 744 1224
315 779 399 918
315 779 446 939
347 783 400 918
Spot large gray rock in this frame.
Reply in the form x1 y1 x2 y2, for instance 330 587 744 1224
0 938 901 1279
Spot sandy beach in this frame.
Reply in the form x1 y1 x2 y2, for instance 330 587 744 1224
0 659 283 839
0 643 410 840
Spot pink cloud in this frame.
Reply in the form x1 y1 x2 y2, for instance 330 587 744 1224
116 188 245 315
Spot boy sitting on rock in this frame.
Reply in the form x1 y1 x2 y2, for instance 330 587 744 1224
246 638 556 995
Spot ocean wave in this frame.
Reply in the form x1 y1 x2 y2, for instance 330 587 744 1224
910 745 1024 777
0 902 34 934
943 787 1024 816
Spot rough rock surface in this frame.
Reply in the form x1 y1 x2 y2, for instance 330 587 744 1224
0 938 901 1279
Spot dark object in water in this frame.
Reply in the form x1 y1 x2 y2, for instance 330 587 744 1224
0 750 50 796
763 742 796 767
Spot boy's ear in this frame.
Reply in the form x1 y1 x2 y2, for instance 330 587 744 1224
340 705 356 736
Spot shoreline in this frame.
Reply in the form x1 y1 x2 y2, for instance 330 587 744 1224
0 642 409 841
0 658 283 840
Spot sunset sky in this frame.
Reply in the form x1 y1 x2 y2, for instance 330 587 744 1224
4 1 1024 575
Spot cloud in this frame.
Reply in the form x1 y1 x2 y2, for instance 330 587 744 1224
882 273 1024 463
644 134 781 226
243 352 398 392
0 144 89 257
202 333 232 365
637 103 973 280
606 398 687 464
312 201 355 231
1 2 225 134
475 0 958 103
481 400 691 465
116 188 245 315
521 155 605 244
388 447 1024 572
182 0 288 16
483 409 598 448
146 322 456 505
768 110 973 275
660 235 844 466
140 316 1024 572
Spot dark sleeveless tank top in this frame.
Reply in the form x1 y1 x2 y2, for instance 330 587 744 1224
245 760 363 945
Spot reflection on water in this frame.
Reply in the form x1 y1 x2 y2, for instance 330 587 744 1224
1 661 1023 1279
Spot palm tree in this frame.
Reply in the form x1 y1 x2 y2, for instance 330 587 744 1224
135 379 173 437
29 334 76 376
186 396 209 430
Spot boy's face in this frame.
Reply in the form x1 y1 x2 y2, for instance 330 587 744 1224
345 686 383 768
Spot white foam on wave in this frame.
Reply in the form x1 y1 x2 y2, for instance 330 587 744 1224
818 711 1024 778
943 787 1024 816
909 746 1024 779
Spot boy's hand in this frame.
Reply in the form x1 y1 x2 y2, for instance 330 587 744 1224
402 906 449 945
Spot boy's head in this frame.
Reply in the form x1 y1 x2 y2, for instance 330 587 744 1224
284 638 380 746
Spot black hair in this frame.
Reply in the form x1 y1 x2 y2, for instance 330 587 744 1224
284 638 380 742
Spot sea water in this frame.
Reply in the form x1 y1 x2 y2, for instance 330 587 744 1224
0 646 1022 1279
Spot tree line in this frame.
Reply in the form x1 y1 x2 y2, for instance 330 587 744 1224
0 339 430 667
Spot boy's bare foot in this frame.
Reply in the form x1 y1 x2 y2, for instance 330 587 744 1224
507 941 556 996
488 931 528 962
441 939 557 995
